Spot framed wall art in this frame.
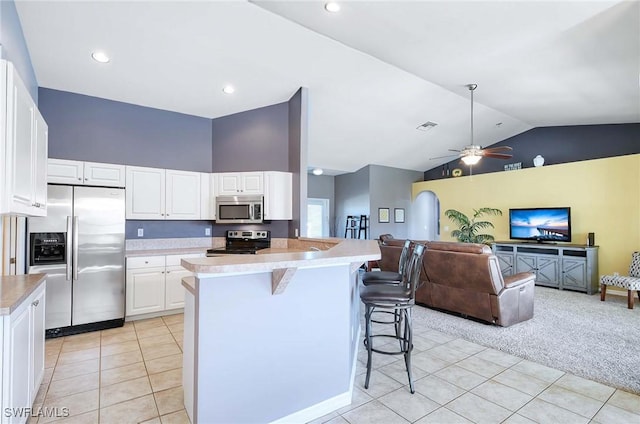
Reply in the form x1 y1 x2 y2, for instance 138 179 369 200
378 208 390 223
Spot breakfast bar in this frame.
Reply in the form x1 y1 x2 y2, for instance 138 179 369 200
180 238 379 424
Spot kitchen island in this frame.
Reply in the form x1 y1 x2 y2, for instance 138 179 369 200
180 238 379 424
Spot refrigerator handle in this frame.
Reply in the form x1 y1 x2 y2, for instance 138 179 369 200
66 216 73 281
73 216 79 280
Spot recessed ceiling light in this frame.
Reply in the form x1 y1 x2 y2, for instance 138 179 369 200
91 51 110 63
222 85 235 94
312 168 324 176
324 2 340 13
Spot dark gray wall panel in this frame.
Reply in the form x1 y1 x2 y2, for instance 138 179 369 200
287 88 308 237
424 123 640 180
1 0 38 102
125 220 290 239
335 166 370 239
38 88 213 172
212 102 289 172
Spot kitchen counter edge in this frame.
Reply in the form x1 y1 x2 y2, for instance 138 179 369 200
0 273 47 315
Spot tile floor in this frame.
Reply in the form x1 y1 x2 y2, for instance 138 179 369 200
36 311 640 424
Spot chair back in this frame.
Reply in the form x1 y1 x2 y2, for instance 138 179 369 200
630 252 640 278
402 243 426 300
397 239 412 276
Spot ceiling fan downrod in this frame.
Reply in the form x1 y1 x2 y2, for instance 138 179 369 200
468 83 477 147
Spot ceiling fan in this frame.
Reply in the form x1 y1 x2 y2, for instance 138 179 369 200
430 84 513 166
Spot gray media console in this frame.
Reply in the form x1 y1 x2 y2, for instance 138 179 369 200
492 242 599 294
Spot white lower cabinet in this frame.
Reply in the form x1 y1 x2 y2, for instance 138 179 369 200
1 281 46 424
126 253 202 318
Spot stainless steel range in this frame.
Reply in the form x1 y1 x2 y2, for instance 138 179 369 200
207 230 271 256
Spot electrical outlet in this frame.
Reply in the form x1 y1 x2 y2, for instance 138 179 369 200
295 228 299 237
205 228 211 236
137 228 144 237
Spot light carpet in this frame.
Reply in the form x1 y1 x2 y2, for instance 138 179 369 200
411 286 640 394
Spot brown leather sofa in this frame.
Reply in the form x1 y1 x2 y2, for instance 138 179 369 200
373 236 535 327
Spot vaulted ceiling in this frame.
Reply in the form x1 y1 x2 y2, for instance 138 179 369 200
16 1 640 174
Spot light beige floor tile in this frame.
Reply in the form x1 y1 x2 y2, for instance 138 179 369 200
100 331 138 346
474 348 522 367
554 374 615 402
420 330 457 344
34 383 49 405
99 393 158 424
378 387 439 422
154 386 184 416
511 359 565 383
51 358 99 381
40 389 99 423
136 325 171 339
149 368 182 392
341 399 409 424
45 352 60 369
100 350 143 371
410 350 453 373
378 360 428 385
606 389 640 414
100 340 140 357
413 375 466 405
161 313 184 326
445 338 486 355
501 413 537 424
141 342 182 361
307 411 339 424
355 369 403 399
140 418 161 424
434 365 487 391
447 392 512 424
45 339 64 353
42 367 54 384
100 362 148 386
167 323 183 334
62 332 100 344
592 404 640 424
56 348 100 366
335 386 374 414
354 359 367 376
159 409 190 424
471 380 532 411
133 317 166 331
410 334 440 352
176 340 183 351
171 331 183 343
100 375 152 407
414 407 473 424
145 353 183 375
322 416 349 424
101 323 135 337
517 398 590 424
456 355 506 378
46 372 99 401
42 409 99 424
356 346 400 369
60 339 101 353
138 333 175 348
426 344 473 362
538 385 606 418
492 369 550 396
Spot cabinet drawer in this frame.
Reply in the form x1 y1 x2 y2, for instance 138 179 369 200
166 253 203 267
127 256 165 269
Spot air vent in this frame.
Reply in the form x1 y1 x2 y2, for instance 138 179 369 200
416 121 438 131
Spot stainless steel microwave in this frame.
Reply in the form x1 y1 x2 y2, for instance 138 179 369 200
215 195 263 224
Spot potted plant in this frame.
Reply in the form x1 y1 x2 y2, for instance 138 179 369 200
444 208 502 245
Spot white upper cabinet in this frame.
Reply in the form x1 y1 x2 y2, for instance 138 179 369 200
0 60 47 216
217 172 264 195
48 159 125 187
126 166 200 220
200 173 217 220
264 171 293 220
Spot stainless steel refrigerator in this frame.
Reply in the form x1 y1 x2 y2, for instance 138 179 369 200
27 185 125 335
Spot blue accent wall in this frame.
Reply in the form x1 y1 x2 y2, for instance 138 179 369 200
0 0 38 102
424 123 640 180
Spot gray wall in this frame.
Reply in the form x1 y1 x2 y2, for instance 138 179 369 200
369 165 423 240
0 0 38 102
308 174 336 237
288 87 309 237
334 166 370 239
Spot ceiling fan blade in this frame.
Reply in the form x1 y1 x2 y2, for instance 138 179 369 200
429 154 459 160
483 146 513 152
447 149 461 153
483 153 513 159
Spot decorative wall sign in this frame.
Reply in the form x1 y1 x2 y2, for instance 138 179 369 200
504 162 522 171
452 168 463 177
378 208 390 223
394 208 405 223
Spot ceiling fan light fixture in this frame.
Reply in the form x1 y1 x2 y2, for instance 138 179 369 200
91 51 110 63
461 154 481 166
324 2 341 13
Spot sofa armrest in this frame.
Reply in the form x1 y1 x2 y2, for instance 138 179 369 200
503 272 535 288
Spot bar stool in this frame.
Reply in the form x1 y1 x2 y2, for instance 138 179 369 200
361 239 411 286
360 243 425 393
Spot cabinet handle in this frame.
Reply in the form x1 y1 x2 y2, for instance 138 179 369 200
78 177 82 181
85 178 89 181
166 214 170 216
166 271 170 274
161 271 165 274
32 300 39 307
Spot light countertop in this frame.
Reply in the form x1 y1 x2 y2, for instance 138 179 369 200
125 247 209 258
0 273 47 315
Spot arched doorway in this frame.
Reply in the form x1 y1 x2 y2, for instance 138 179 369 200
409 190 439 241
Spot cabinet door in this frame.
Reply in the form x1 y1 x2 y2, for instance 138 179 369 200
165 267 191 310
32 109 48 214
515 254 536 275
84 162 126 187
263 172 292 220
166 170 200 220
495 253 514 277
30 287 46 392
200 173 216 220
562 259 587 290
48 158 84 185
241 172 264 194
6 305 32 420
126 166 166 219
125 267 166 316
536 257 560 286
217 173 242 195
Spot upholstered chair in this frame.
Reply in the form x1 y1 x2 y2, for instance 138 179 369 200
600 252 640 309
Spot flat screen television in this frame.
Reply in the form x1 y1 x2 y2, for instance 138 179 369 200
509 207 571 243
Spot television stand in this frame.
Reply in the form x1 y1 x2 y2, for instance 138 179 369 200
492 242 599 294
